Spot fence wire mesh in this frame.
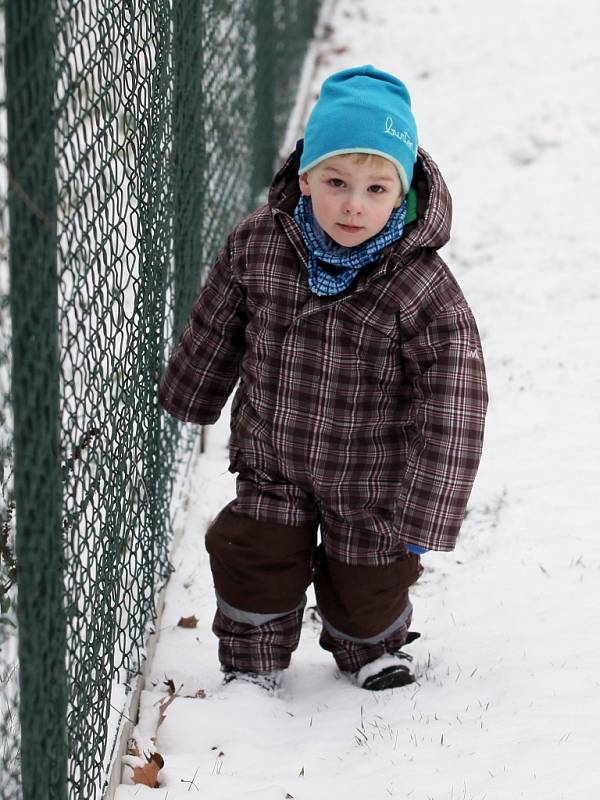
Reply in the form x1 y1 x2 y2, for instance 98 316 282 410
0 1 321 798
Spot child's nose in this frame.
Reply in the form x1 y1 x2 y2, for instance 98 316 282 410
343 193 363 215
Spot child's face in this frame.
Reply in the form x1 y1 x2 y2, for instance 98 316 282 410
299 155 403 247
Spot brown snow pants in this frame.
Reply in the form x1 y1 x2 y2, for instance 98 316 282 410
205 494 422 673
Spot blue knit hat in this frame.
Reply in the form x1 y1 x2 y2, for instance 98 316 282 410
299 65 418 194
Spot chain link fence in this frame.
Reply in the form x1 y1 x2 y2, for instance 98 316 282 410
0 1 321 798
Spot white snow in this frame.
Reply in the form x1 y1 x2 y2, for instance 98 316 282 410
115 1 600 798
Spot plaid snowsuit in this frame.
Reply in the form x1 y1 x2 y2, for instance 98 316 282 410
160 147 488 673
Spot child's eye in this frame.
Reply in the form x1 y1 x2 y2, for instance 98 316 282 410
368 184 385 194
327 178 345 188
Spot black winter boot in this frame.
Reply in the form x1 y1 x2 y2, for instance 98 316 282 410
222 669 282 692
355 632 421 691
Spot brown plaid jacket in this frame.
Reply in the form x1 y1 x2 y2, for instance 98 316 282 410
160 148 488 553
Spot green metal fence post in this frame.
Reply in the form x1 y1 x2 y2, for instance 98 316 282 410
304 0 321 38
252 0 276 198
5 1 66 798
172 1 205 339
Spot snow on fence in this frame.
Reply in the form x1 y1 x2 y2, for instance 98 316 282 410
0 1 321 798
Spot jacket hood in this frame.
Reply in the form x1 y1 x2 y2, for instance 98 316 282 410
268 141 452 254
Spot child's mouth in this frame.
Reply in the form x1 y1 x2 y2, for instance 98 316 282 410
337 223 363 233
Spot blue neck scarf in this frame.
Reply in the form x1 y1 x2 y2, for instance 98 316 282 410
293 195 407 296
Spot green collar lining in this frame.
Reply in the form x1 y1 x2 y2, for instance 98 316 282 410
405 187 418 225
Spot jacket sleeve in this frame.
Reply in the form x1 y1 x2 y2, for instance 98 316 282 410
159 239 246 424
394 298 488 551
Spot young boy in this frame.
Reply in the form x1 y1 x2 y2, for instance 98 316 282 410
160 65 488 691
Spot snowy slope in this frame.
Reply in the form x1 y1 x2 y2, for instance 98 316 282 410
116 1 600 798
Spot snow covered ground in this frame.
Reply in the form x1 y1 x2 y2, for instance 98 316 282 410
115 1 600 798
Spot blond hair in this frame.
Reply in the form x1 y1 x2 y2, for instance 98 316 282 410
336 152 393 168
301 152 398 176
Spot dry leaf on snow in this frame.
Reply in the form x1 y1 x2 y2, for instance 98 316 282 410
177 614 198 628
126 738 141 757
155 688 179 728
131 752 164 788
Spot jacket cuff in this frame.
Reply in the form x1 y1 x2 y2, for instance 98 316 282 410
405 543 428 555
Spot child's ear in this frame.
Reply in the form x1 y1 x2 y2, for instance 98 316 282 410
299 172 312 197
